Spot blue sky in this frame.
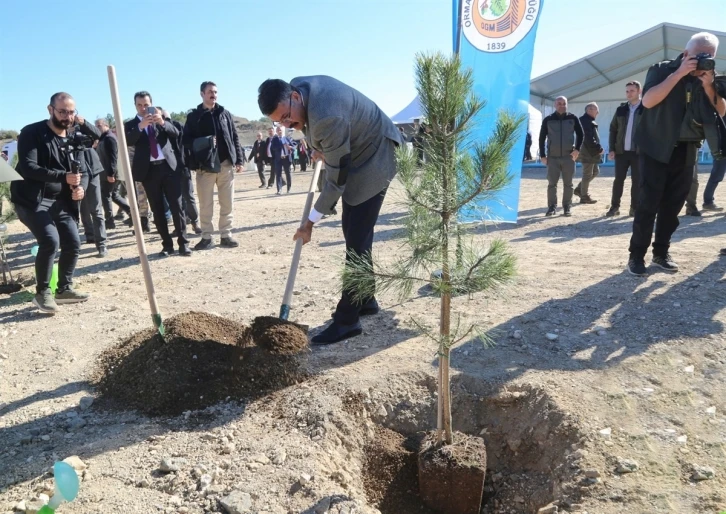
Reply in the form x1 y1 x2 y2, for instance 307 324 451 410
0 0 724 130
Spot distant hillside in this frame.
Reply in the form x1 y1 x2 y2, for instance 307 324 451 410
231 116 272 146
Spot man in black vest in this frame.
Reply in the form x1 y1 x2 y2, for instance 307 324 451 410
628 32 725 276
124 91 190 257
11 92 91 313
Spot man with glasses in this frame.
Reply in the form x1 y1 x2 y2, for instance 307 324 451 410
11 92 90 313
628 32 725 276
606 81 642 217
258 76 403 345
183 81 244 250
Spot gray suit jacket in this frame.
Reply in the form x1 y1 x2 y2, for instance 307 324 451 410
291 76 403 215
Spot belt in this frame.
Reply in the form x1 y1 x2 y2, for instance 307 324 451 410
150 160 167 166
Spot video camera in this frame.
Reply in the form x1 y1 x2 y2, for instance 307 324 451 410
60 130 94 154
694 52 716 71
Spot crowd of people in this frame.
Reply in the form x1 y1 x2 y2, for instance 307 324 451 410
7 31 726 343
538 31 725 276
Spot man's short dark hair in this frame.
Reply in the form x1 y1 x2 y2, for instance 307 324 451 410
49 92 73 106
134 91 153 103
258 79 292 115
200 81 217 93
626 80 641 90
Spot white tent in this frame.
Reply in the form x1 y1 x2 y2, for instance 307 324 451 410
529 22 726 157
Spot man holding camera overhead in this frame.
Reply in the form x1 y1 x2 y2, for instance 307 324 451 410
11 92 90 313
125 91 190 257
627 32 726 276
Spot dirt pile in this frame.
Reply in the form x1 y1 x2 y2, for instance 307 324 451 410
92 312 308 416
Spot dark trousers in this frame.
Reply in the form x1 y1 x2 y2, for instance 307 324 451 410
277 159 292 193
100 174 131 219
143 161 187 249
255 159 266 185
703 158 726 205
334 189 387 325
268 158 281 187
629 143 695 259
299 154 308 172
15 200 80 294
180 168 199 223
80 172 107 248
611 151 640 210
686 165 700 210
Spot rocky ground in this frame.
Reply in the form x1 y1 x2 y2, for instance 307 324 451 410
0 164 725 514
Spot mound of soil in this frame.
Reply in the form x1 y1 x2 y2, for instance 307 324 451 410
362 426 436 514
250 316 309 354
92 312 307 416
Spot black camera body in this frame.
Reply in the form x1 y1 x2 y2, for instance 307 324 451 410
60 130 94 153
695 52 716 71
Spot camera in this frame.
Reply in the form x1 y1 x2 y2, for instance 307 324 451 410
60 130 94 153
694 52 716 71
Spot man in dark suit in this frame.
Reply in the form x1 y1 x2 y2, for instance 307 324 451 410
249 132 267 188
264 126 284 190
159 108 201 235
124 91 190 257
258 76 403 344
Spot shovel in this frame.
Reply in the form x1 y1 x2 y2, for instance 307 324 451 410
251 160 322 353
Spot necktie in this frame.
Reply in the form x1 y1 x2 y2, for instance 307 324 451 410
147 126 160 159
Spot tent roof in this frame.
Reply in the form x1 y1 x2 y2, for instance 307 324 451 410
391 96 422 124
530 23 726 101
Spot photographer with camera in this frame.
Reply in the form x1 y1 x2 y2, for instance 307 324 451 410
10 92 90 313
628 32 726 276
125 91 190 257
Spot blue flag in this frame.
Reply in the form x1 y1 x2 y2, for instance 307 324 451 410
454 0 544 223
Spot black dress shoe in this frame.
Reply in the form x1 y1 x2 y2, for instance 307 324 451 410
159 247 175 258
311 321 363 345
179 245 192 257
359 299 380 316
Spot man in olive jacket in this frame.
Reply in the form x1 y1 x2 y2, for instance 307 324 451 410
574 103 604 204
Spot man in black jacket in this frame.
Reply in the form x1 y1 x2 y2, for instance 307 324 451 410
125 91 190 257
76 116 109 257
606 81 642 217
574 103 604 204
539 96 584 216
159 108 201 235
249 132 267 187
628 32 725 276
11 92 90 313
183 81 244 250
94 118 131 229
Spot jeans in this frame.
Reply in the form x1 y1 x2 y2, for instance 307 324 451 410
100 173 130 219
546 156 575 207
80 172 107 248
610 151 640 210
703 158 726 205
629 143 695 259
277 159 292 193
15 199 80 294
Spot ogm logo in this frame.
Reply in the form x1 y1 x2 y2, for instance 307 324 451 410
461 0 541 53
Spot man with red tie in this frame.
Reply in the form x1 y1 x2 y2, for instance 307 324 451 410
124 91 190 257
